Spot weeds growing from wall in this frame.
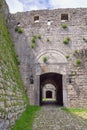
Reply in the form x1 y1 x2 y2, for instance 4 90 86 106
15 27 23 34
63 37 70 44
76 59 81 65
61 23 68 29
31 43 35 48
37 34 41 39
31 37 36 43
43 57 47 63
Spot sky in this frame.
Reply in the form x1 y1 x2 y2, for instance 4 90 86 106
6 0 87 14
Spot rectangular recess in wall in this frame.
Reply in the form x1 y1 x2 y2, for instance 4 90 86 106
34 16 39 23
61 14 68 21
47 20 51 25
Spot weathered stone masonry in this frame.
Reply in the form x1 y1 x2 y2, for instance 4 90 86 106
0 1 26 130
9 8 87 108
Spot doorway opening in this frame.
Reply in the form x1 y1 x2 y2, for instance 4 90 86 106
46 91 52 98
40 73 63 106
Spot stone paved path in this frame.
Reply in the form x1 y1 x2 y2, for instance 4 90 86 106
33 106 87 130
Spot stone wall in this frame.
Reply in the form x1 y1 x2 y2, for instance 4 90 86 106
0 1 27 130
67 49 87 108
9 8 87 108
0 69 26 130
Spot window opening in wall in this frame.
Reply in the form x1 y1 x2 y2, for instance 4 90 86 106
47 20 51 25
61 14 68 21
34 16 39 22
17 22 20 27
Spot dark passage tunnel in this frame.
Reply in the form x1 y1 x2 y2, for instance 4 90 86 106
46 91 52 98
40 73 63 106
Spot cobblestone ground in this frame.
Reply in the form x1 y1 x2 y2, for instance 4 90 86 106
33 106 87 130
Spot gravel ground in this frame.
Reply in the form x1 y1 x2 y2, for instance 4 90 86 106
33 106 87 130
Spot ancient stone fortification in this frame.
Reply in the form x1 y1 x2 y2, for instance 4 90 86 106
0 1 27 130
9 8 87 108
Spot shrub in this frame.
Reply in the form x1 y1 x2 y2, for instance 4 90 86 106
15 27 23 34
63 37 70 44
76 59 81 65
66 37 70 41
62 23 67 29
37 34 41 39
15 27 19 32
74 50 78 54
66 55 70 59
31 43 35 48
31 37 36 43
47 38 50 42
83 37 87 42
73 50 78 56
17 28 23 33
71 71 76 76
43 57 47 63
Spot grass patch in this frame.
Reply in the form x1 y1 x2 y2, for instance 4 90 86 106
0 11 28 104
61 107 87 120
42 98 56 101
61 107 87 112
12 105 41 130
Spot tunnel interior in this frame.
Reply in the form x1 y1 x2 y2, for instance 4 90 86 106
46 91 52 98
40 73 63 106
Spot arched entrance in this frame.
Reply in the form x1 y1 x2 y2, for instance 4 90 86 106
40 73 63 106
42 83 56 102
34 50 67 106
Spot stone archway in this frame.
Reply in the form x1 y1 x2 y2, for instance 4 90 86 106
42 83 56 101
40 73 63 106
34 49 68 107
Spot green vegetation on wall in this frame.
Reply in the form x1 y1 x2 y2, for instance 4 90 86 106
31 43 35 48
43 57 47 63
61 23 68 29
15 26 24 34
66 55 70 59
83 37 87 42
0 12 28 104
37 34 41 39
31 36 36 43
46 38 50 42
76 59 81 65
0 0 2 8
63 37 70 44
